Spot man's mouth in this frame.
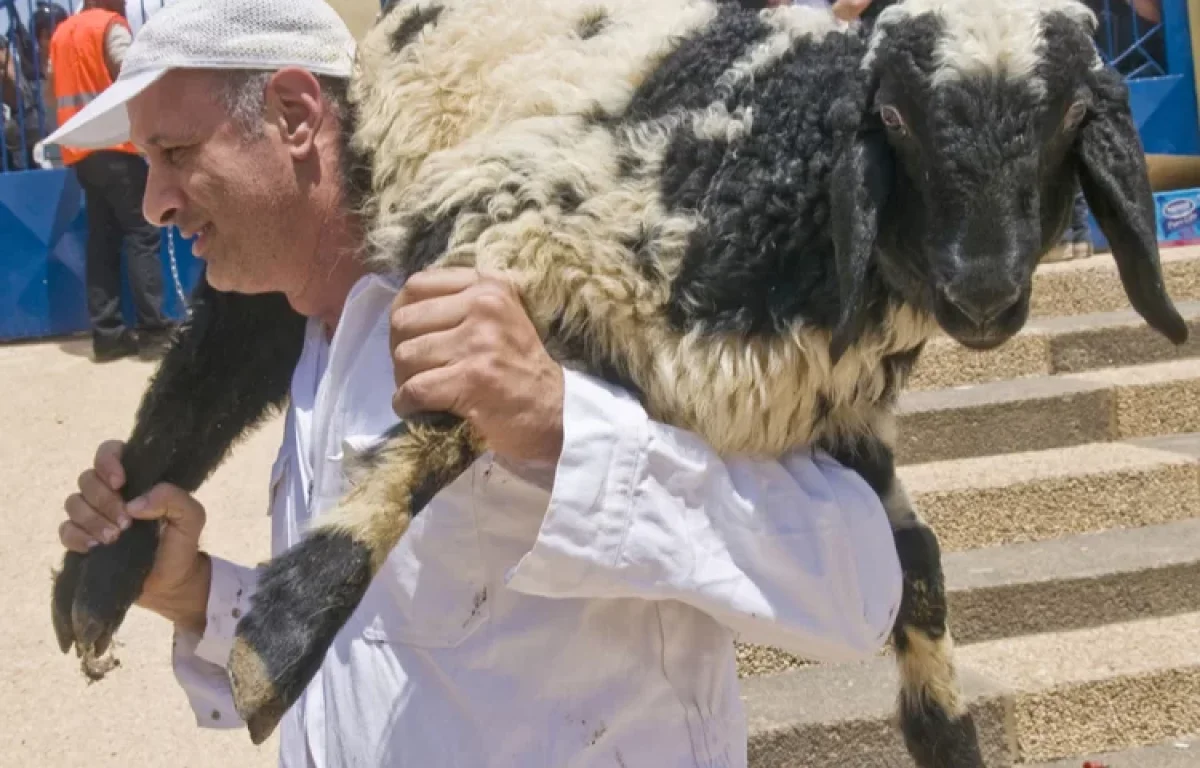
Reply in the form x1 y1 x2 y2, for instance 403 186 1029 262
185 223 214 255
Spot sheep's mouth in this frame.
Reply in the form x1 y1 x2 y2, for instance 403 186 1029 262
946 329 1016 351
932 287 1030 351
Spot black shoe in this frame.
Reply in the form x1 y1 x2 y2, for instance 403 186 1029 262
136 326 175 361
93 331 138 362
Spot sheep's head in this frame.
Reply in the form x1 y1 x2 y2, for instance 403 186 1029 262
827 0 1188 359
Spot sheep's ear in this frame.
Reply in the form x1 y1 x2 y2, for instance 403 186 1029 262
1075 70 1188 344
829 126 893 363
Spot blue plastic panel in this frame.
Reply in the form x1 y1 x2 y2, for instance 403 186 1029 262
0 168 89 340
0 167 199 342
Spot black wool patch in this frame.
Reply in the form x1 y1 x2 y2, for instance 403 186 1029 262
658 31 873 335
577 8 609 40
622 5 772 123
390 4 444 53
407 212 458 273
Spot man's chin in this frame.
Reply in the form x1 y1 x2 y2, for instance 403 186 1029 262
201 263 251 295
201 263 234 292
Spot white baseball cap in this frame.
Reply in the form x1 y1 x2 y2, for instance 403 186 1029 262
43 0 358 149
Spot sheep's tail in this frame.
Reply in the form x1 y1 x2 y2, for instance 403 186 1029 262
829 434 985 768
226 414 483 745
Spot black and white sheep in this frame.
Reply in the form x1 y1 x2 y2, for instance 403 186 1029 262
50 0 1188 765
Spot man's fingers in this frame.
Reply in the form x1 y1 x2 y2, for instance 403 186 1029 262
77 469 129 529
63 495 117 546
393 267 481 309
59 519 98 553
393 326 460 387
390 291 472 349
94 440 126 490
392 363 462 418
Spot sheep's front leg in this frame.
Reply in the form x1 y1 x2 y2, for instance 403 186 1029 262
228 413 483 744
51 279 305 679
828 434 984 768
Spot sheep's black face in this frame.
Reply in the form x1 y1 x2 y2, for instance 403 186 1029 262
871 74 1089 350
827 1 1185 362
838 2 1116 351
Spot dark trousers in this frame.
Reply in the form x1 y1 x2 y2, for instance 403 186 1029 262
1062 187 1092 244
73 150 168 341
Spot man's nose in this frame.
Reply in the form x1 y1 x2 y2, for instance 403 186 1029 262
141 165 180 227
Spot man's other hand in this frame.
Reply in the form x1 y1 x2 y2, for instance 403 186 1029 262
389 268 565 465
60 440 211 633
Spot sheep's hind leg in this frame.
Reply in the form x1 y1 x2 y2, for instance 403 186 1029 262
228 414 483 744
829 436 984 768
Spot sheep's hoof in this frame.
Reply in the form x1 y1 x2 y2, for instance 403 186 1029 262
229 529 375 744
900 699 985 768
51 521 159 681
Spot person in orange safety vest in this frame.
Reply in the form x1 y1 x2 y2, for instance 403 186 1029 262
49 0 171 362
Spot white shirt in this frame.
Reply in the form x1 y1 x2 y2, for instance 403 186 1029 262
170 273 903 768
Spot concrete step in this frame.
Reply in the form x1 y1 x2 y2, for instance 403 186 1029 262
896 359 1200 465
1029 245 1200 319
908 301 1200 391
744 613 1200 767
965 613 1200 764
945 518 1200 645
898 436 1200 552
1026 733 1197 768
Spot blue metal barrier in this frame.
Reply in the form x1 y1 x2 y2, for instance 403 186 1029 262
1096 0 1200 156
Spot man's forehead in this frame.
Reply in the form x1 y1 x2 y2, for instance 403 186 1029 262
129 70 222 144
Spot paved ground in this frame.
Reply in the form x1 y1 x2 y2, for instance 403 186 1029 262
1 336 280 767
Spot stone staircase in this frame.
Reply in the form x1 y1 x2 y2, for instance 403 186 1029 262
738 246 1200 767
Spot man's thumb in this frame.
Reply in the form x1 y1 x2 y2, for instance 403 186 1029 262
125 483 205 534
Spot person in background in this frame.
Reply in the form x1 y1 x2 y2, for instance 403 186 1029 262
48 0 170 361
2 14 40 170
2 3 64 170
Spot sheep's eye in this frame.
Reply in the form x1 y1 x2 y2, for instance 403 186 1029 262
1063 100 1087 131
880 105 906 133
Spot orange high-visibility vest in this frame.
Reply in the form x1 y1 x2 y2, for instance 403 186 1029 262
49 8 140 166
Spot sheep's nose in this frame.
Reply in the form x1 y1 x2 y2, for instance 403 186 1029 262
938 284 1023 328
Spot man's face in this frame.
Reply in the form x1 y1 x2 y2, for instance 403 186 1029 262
129 69 316 296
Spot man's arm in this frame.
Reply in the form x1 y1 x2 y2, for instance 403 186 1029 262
102 21 131 79
504 368 902 662
170 556 260 729
389 268 902 664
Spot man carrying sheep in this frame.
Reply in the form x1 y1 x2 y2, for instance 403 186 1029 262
46 0 901 765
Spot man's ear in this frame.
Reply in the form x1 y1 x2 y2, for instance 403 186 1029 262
828 120 894 364
266 68 326 158
1075 67 1187 345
